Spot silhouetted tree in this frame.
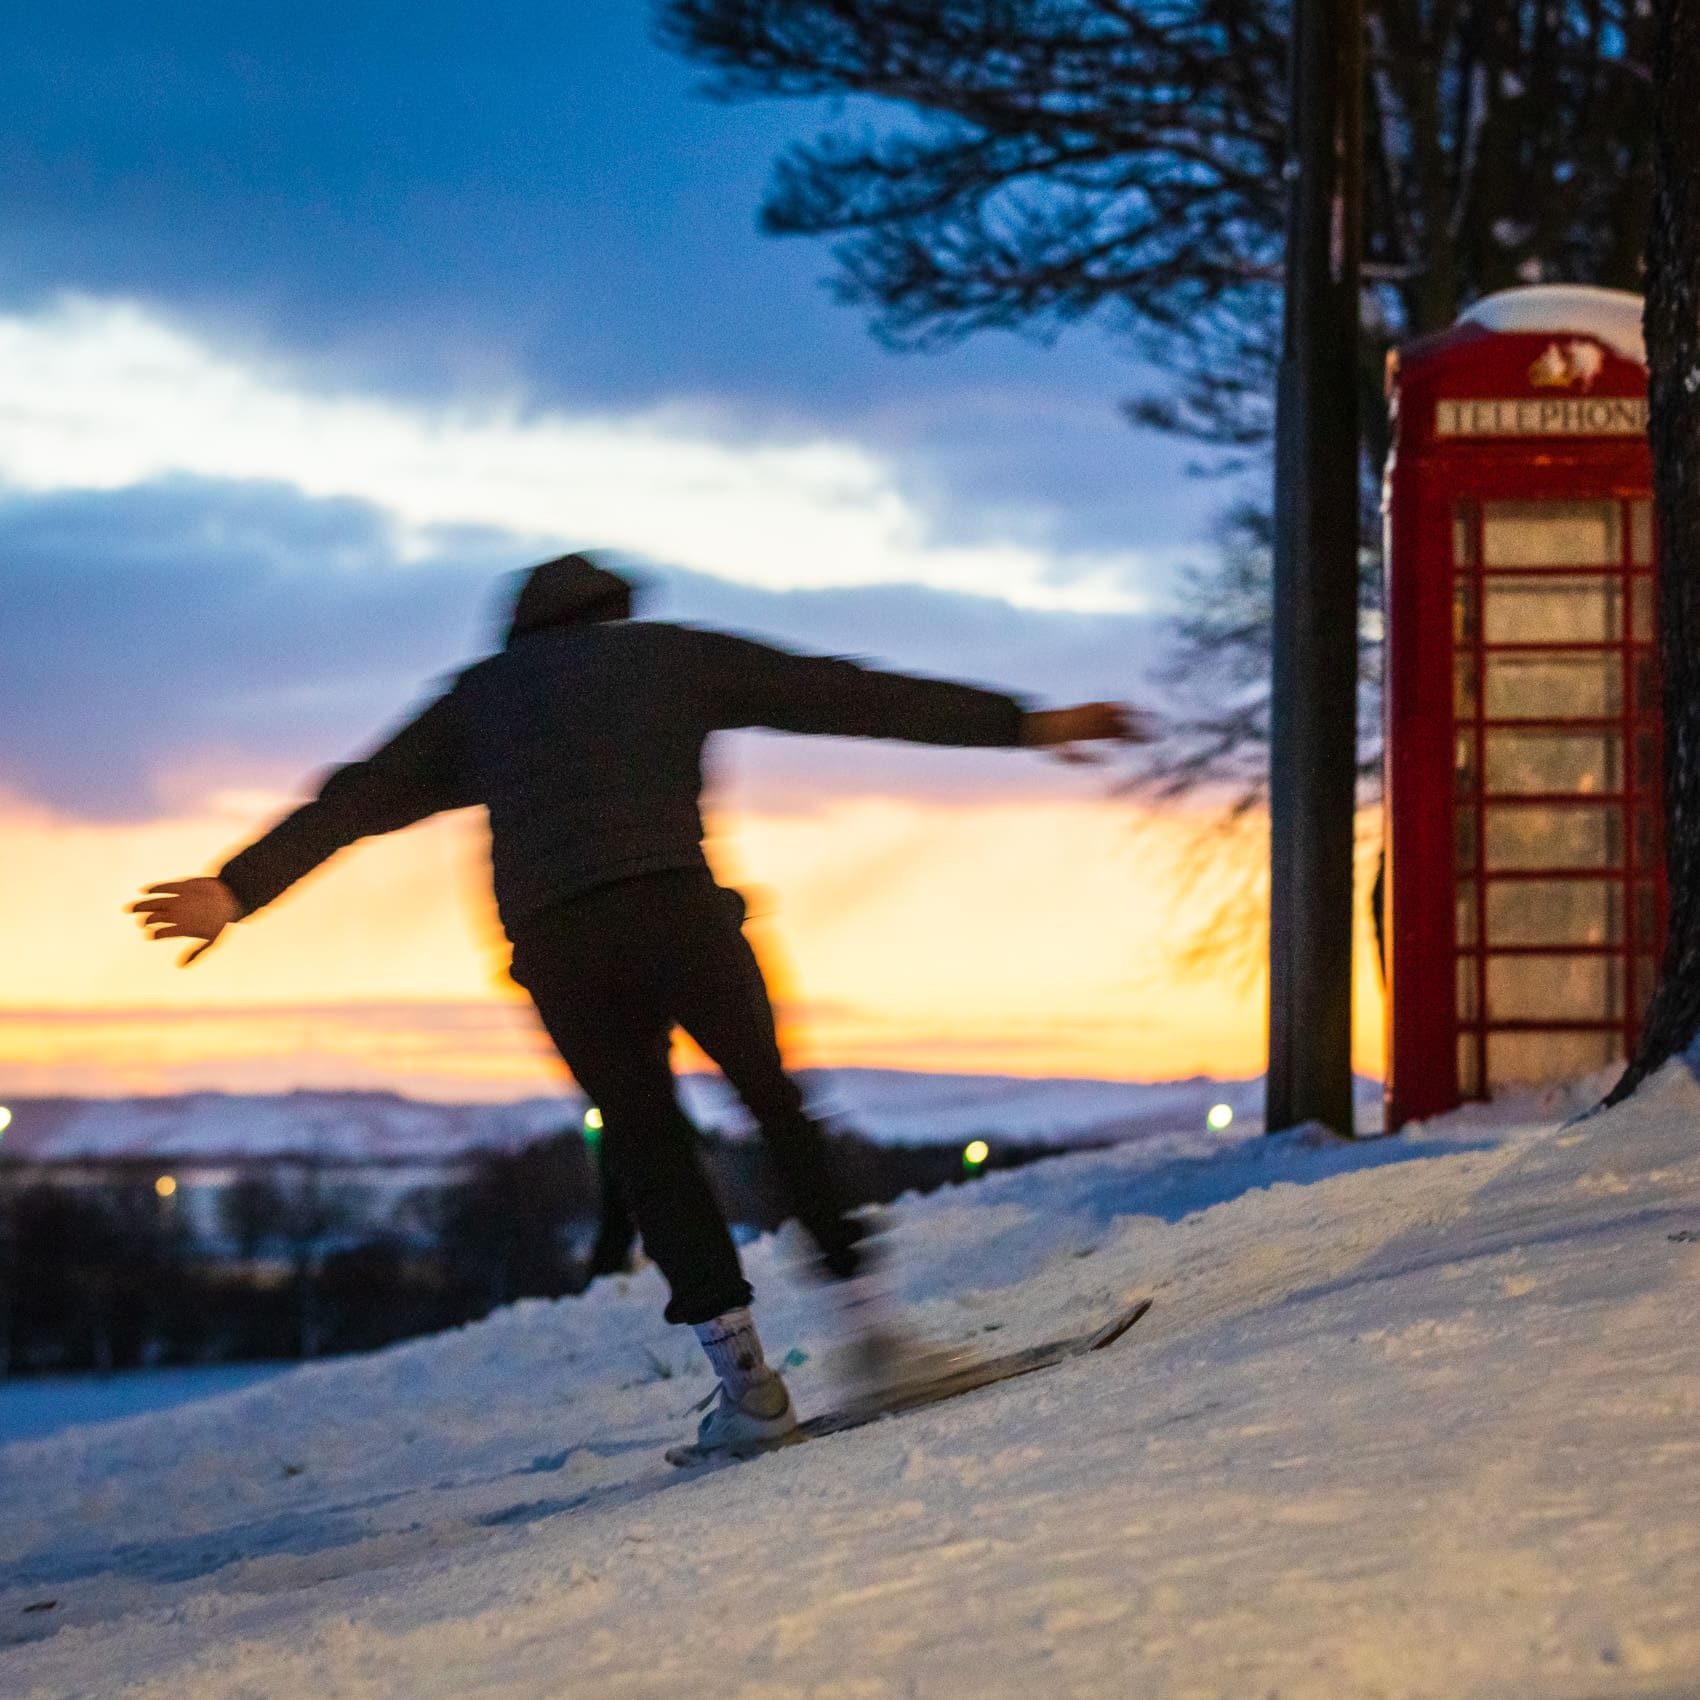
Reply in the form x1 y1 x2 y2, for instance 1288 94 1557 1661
659 0 1654 807
1605 0 1700 1102
219 1171 288 1261
2 1178 193 1370
436 1134 594 1311
0 1176 16 1373
262 1160 364 1358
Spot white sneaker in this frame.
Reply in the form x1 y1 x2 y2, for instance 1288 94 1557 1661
689 1368 798 1457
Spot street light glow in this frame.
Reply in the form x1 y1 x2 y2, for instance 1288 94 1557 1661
1207 1103 1234 1132
0 1105 11 1138
963 1139 990 1167
155 1174 178 1198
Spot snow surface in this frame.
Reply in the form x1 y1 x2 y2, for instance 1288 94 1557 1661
0 1366 293 1448
3 1066 1698 1697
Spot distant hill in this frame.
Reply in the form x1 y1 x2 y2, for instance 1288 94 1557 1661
0 1071 1384 1164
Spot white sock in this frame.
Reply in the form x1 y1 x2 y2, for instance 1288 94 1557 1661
693 1307 769 1397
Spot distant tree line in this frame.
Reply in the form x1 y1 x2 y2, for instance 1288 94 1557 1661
0 1126 1061 1375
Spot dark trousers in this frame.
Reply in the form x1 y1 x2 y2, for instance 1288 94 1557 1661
508 868 862 1325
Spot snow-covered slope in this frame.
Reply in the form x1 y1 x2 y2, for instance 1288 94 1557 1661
1 1069 1382 1160
2 1065 1696 1698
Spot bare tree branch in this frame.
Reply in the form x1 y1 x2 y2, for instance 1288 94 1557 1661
657 0 1654 812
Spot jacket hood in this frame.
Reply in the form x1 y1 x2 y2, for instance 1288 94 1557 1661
503 552 637 645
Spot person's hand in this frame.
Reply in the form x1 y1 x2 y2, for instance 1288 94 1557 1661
1021 702 1159 763
127 878 244 966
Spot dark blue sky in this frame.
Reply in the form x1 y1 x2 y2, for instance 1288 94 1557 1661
0 1 1232 823
3 1 1221 540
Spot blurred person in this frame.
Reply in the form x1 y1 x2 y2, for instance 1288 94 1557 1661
130 552 1149 1457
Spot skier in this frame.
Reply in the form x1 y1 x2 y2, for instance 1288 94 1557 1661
130 552 1149 1456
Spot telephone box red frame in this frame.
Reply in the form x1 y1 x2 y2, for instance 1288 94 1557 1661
1383 313 1663 1130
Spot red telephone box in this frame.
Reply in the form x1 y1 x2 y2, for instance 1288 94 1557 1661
1384 285 1663 1130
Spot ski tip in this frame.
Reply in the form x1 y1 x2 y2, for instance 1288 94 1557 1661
1087 1296 1152 1352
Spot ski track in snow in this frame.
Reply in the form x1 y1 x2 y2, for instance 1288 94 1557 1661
2 1070 1698 1698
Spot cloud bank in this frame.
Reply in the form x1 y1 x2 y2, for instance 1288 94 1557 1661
0 297 1173 821
0 475 1164 820
0 296 1170 610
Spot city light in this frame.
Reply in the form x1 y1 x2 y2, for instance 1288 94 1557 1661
963 1139 990 1168
155 1174 178 1198
1207 1103 1234 1132
0 1105 11 1138
584 1106 603 1145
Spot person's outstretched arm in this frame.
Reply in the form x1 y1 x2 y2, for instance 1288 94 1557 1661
1019 701 1155 759
694 629 1155 754
129 687 470 966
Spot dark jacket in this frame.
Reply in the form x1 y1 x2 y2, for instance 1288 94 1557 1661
219 559 1029 935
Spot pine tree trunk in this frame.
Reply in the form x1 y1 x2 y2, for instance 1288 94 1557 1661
1605 0 1700 1105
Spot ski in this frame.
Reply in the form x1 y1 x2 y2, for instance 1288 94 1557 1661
666 1295 1152 1468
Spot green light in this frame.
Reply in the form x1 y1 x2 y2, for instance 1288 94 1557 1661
1206 1103 1234 1132
963 1138 990 1168
583 1106 603 1146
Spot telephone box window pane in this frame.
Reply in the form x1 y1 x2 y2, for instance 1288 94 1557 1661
1453 578 1480 644
1456 808 1478 871
1487 1030 1623 1086
1456 880 1478 946
1457 1035 1482 1097
1484 730 1623 795
1455 733 1477 798
1483 579 1622 643
1634 807 1658 869
1486 954 1624 1022
1631 498 1654 565
1635 955 1658 1012
1457 956 1480 1020
1453 504 1478 567
1635 882 1660 945
1633 653 1658 714
1483 654 1621 720
1481 500 1622 568
1454 656 1479 719
1632 578 1654 640
1634 731 1658 791
1484 805 1621 869
1486 880 1622 946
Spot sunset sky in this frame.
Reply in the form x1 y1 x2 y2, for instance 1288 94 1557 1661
1 2 1386 1099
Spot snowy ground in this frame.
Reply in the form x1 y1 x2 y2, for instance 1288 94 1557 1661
0 1365 293 1448
3 1065 1698 1699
